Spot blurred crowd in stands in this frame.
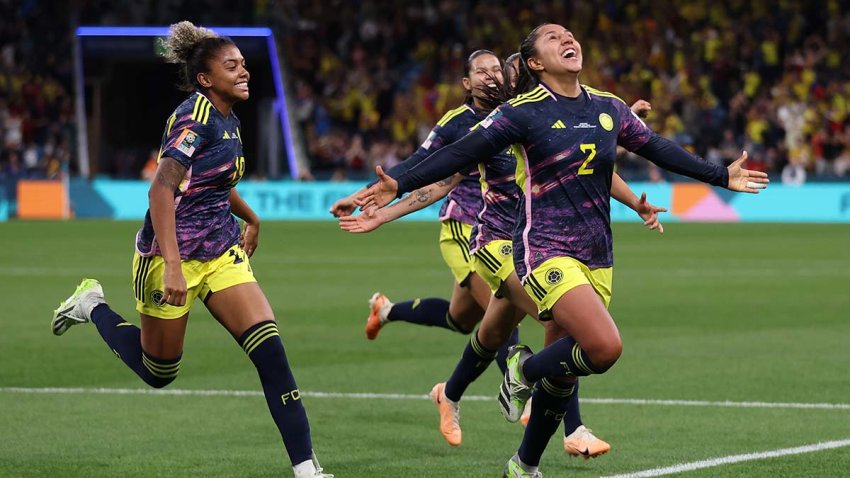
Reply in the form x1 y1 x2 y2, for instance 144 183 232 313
2 0 850 185
281 0 850 183
0 0 74 196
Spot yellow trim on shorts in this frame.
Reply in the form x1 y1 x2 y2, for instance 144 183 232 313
522 256 613 317
472 239 515 293
438 219 475 284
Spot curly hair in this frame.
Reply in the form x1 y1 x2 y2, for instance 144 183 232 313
158 21 235 92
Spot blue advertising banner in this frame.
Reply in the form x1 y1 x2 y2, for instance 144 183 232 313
57 180 850 224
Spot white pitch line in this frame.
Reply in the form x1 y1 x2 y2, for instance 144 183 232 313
1 387 850 411
601 439 850 478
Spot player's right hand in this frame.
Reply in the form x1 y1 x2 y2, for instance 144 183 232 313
726 151 769 193
162 262 187 307
338 209 385 233
329 195 357 217
355 166 398 210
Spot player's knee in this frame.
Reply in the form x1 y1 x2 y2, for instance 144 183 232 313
590 337 622 372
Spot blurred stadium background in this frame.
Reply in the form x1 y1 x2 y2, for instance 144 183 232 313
1 1 850 477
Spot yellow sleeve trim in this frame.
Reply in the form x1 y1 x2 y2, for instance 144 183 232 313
191 95 213 124
582 85 627 105
436 104 472 127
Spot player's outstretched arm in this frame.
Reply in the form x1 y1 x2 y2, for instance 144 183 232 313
357 131 502 208
341 174 462 233
229 188 260 257
635 136 769 193
610 173 666 233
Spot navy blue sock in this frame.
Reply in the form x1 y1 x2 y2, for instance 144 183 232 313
518 378 575 467
495 327 520 374
387 298 471 333
90 304 180 388
563 379 583 435
444 330 497 402
239 320 312 466
522 336 602 382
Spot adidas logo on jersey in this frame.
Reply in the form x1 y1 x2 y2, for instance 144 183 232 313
551 120 567 129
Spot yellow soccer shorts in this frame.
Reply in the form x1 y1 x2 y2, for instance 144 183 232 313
132 244 256 319
472 239 515 294
438 219 476 284
522 256 613 319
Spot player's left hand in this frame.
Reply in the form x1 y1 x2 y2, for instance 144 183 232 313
726 151 769 193
241 220 259 257
635 192 666 234
631 99 652 118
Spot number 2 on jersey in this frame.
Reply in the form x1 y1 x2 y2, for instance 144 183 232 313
578 143 596 175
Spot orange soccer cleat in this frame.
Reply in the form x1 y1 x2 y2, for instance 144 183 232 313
429 382 462 446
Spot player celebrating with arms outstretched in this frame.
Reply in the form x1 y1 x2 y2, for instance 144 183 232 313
357 23 767 477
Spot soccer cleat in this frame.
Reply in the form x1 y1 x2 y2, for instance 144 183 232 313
430 382 461 446
292 452 334 478
51 278 104 336
520 397 532 427
498 344 534 422
365 292 392 340
564 425 611 459
502 454 542 478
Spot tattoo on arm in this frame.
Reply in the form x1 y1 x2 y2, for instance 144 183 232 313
408 188 432 206
436 177 454 187
155 157 188 191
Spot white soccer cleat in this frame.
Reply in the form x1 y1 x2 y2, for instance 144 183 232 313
564 425 611 459
51 278 104 336
502 454 542 478
292 452 334 478
498 344 534 422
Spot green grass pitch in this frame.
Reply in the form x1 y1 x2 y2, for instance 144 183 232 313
1 220 849 477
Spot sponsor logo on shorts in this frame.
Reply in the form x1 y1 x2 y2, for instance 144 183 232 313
151 290 165 306
545 268 563 285
499 243 512 256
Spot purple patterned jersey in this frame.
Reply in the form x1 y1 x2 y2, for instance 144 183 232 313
136 92 246 260
469 146 520 254
475 83 653 279
409 103 483 225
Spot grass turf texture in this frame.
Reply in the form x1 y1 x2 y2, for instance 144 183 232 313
1 220 848 477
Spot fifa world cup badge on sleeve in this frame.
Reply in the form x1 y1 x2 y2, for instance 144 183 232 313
479 109 503 129
176 128 201 157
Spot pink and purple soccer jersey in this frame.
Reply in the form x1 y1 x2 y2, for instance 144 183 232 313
475 83 653 279
136 92 245 260
469 147 519 255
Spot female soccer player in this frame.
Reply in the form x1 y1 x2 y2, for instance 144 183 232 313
357 23 768 477
50 22 332 478
341 53 663 455
332 51 509 356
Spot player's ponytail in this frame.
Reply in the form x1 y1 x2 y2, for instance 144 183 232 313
159 21 235 92
515 24 548 95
